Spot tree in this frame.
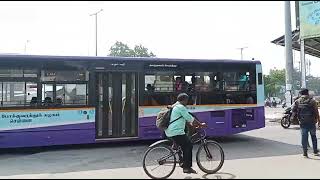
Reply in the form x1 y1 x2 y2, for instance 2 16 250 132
109 41 134 57
133 44 155 57
108 41 156 57
264 69 285 98
306 76 320 95
264 67 320 98
264 75 276 98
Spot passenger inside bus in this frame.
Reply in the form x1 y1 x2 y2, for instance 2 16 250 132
30 97 37 106
43 97 53 106
239 73 249 90
175 77 183 91
225 94 235 104
146 84 155 93
195 77 209 92
189 75 196 92
56 98 63 106
181 81 189 92
211 72 222 90
246 95 254 104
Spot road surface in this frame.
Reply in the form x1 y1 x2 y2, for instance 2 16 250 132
0 107 319 179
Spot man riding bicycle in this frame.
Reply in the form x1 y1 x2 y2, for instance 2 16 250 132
164 93 206 174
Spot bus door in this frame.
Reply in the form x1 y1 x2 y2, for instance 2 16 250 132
95 72 138 139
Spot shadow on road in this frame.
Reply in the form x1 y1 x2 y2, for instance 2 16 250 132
181 172 236 179
0 133 302 176
202 172 236 179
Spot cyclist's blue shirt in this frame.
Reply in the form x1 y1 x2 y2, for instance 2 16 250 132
165 101 194 137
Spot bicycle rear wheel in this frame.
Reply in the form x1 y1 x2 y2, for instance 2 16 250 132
142 144 176 179
196 140 224 174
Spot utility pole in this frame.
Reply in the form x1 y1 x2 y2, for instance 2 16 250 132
309 59 311 76
301 39 306 88
285 1 294 104
237 47 248 60
90 9 103 56
24 40 30 54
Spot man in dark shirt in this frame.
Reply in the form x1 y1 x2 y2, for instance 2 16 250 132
292 88 320 158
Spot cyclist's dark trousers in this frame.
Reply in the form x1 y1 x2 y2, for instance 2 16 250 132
172 134 193 169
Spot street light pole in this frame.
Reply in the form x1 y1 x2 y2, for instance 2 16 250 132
237 47 248 60
90 9 103 56
284 1 294 104
301 39 306 88
24 40 30 54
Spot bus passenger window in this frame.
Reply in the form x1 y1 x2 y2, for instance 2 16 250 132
58 84 87 105
2 82 25 106
194 73 211 92
26 83 37 104
143 73 176 106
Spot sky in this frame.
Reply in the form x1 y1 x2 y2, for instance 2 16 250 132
0 1 319 76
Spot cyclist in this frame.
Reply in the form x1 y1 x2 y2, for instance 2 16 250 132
165 93 206 174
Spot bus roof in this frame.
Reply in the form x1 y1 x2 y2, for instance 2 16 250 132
0 54 261 64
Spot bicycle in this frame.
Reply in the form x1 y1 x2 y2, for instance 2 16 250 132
142 126 225 179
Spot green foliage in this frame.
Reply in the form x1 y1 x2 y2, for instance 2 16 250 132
109 41 134 57
133 45 156 57
306 76 320 95
264 69 285 98
108 41 156 57
264 67 320 98
269 69 285 85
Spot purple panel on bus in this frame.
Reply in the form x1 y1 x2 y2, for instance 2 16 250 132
138 106 265 140
0 123 95 148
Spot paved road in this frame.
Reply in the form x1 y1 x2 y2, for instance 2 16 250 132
0 108 319 179
264 107 284 120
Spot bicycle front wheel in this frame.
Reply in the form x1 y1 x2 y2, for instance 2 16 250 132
142 144 176 179
196 140 224 174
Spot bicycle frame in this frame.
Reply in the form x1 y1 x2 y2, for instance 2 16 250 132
193 128 213 159
156 128 213 165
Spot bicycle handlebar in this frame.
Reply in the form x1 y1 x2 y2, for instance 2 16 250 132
190 124 207 143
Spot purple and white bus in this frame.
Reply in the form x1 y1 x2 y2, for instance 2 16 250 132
0 55 265 148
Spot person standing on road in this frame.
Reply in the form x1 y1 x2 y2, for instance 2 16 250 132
292 88 320 158
165 93 206 174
